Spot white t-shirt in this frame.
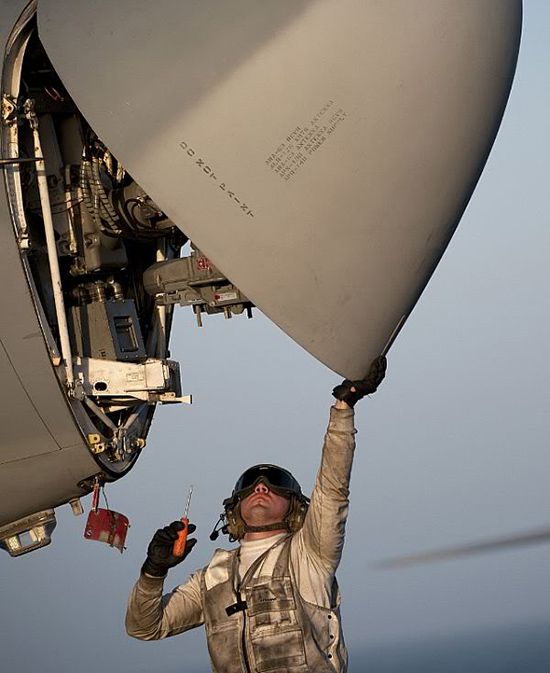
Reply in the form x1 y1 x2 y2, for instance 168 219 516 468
237 533 287 583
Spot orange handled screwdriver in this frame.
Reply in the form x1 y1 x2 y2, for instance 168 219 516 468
173 485 193 557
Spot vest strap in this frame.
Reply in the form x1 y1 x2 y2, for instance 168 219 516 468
238 534 292 589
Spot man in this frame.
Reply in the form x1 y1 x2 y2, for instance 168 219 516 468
126 356 386 672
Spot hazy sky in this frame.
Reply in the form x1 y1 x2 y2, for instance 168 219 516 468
2 3 550 673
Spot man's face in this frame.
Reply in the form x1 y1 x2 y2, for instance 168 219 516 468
239 480 290 528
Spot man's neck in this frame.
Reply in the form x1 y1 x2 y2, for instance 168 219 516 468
242 527 287 542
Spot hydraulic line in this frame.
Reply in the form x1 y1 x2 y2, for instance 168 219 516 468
80 158 121 233
90 155 120 227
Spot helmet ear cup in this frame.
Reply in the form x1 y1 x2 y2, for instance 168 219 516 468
225 503 247 541
285 494 309 533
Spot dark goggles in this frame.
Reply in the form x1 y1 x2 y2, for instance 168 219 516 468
232 464 302 500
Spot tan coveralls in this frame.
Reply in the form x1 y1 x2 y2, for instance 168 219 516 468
126 406 356 673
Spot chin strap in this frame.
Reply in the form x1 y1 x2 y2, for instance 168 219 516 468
243 521 289 533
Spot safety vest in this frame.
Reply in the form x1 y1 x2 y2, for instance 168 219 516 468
200 536 347 673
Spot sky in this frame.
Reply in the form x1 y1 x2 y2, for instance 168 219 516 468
2 3 550 672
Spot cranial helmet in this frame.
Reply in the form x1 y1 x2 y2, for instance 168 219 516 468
211 464 310 541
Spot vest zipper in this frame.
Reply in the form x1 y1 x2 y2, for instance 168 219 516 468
234 536 291 673
239 590 252 673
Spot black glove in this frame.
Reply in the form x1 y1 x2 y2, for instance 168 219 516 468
332 355 387 408
141 520 197 578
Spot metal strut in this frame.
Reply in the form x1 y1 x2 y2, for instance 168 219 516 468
0 157 40 166
23 99 75 389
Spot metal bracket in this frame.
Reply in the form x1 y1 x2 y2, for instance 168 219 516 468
86 433 106 455
73 356 183 404
1 94 17 124
158 392 192 405
77 473 107 493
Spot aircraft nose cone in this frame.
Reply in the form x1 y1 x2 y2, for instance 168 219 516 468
37 0 522 378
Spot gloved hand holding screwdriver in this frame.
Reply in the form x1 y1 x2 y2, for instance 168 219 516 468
142 521 197 577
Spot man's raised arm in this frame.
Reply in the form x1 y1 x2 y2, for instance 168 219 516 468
298 356 387 573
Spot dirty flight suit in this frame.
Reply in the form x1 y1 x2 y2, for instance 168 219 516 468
126 405 356 673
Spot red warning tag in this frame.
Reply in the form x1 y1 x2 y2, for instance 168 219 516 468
84 508 129 553
83 478 129 552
